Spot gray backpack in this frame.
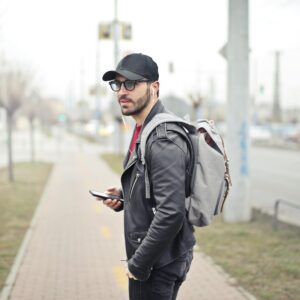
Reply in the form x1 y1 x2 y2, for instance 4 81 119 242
140 113 232 227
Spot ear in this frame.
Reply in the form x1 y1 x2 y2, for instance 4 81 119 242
151 81 160 96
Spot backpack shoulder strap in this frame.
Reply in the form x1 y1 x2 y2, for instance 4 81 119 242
140 113 194 165
140 112 195 199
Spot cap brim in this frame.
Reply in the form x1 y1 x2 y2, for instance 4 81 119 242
102 69 145 81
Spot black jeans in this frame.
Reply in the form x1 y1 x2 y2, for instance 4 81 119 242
129 249 193 300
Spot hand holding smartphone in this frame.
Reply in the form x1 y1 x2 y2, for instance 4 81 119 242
89 190 124 202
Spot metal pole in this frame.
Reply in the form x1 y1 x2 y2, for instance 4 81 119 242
80 57 84 101
273 51 281 122
95 30 101 134
114 0 123 155
273 199 280 230
6 112 14 181
224 0 251 222
114 0 119 67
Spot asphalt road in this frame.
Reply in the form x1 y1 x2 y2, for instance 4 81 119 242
250 146 300 224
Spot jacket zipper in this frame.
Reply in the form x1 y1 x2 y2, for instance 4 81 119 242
130 173 140 200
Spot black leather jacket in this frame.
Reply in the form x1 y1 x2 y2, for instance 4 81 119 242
120 101 195 281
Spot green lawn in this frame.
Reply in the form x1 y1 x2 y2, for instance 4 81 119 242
101 152 300 300
0 162 53 291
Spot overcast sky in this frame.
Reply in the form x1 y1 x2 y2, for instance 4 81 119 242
1 0 299 109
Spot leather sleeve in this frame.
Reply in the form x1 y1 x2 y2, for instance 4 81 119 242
128 128 189 280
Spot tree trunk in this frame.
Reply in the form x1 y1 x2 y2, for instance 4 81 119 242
30 118 35 163
6 113 14 182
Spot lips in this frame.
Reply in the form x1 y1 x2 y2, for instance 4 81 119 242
119 97 131 104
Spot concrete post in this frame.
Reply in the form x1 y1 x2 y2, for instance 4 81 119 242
272 51 282 122
224 0 251 222
114 0 119 67
95 32 101 134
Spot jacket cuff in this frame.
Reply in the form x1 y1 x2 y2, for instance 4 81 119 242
127 260 152 281
113 201 124 212
113 189 124 212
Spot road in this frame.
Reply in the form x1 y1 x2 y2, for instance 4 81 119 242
1 128 299 224
250 146 300 224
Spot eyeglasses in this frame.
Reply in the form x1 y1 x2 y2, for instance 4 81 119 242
109 79 150 92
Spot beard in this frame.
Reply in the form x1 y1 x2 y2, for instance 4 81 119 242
119 86 151 116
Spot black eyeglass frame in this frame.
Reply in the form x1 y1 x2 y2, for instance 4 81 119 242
109 79 151 92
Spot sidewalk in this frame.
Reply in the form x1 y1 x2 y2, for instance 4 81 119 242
1 151 255 300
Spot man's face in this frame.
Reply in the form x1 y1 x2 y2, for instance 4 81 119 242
115 75 151 117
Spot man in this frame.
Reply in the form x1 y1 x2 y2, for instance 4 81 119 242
102 53 195 300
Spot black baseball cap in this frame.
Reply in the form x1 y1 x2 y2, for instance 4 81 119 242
102 53 159 81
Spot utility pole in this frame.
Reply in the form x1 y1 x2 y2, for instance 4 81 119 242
95 29 101 132
113 0 124 155
113 0 119 67
224 0 251 222
272 51 282 122
80 57 85 101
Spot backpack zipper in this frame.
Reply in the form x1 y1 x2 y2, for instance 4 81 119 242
130 173 140 200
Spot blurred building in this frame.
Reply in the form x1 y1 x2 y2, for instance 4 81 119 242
253 102 300 124
161 94 192 119
161 93 228 122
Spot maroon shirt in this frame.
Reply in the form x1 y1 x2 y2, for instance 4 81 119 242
129 124 142 156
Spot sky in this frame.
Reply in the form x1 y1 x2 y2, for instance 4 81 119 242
0 0 300 109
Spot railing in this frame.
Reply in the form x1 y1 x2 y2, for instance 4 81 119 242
273 199 300 230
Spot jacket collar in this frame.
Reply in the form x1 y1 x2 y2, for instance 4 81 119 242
123 100 166 169
134 100 166 145
142 100 166 129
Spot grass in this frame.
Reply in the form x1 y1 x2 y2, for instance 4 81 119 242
195 212 300 300
0 162 53 291
101 153 124 174
101 152 300 300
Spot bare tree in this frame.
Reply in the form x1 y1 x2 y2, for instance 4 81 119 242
0 62 32 181
37 97 64 128
21 89 40 163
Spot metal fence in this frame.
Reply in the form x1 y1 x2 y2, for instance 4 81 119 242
273 199 300 230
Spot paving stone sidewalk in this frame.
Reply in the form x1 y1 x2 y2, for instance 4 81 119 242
1 151 255 300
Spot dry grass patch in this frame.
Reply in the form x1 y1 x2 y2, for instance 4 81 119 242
0 162 53 291
195 211 300 300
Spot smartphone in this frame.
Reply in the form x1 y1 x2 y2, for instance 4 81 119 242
89 190 124 202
